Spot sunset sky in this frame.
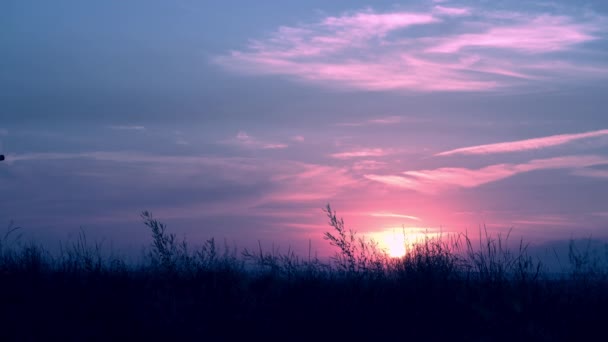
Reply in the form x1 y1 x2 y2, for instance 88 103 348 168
2 0 608 256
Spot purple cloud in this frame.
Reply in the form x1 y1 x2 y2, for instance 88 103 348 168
215 3 607 92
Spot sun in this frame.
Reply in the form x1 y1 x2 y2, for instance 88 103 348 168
370 227 439 258
386 235 406 258
370 229 408 258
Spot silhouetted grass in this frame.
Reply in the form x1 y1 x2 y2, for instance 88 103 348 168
1 205 607 341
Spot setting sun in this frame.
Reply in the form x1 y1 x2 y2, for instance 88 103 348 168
369 228 438 258
386 234 406 258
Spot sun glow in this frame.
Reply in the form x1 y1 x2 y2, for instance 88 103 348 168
369 228 440 258
385 233 407 258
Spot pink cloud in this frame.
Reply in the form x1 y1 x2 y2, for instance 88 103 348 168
364 174 419 188
365 155 608 192
331 148 390 159
215 4 607 92
436 128 608 156
219 47 500 92
401 164 517 189
427 15 597 54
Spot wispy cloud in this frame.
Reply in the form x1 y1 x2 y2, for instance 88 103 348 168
335 116 411 127
3 150 361 237
6 150 357 201
109 125 146 131
427 15 596 54
6 151 259 169
365 155 608 192
512 216 575 226
221 131 288 150
432 5 471 17
436 129 608 156
173 130 190 146
331 148 391 159
368 116 403 124
364 174 419 188
216 3 607 92
351 160 388 171
264 163 358 203
572 168 608 178
369 212 422 221
175 137 189 146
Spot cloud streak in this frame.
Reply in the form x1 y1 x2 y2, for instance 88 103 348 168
5 150 358 208
109 125 146 131
427 15 596 54
365 155 608 193
436 129 608 156
221 131 288 150
216 3 607 92
335 116 420 127
331 148 391 159
573 168 608 179
369 212 422 221
432 6 471 17
264 163 358 203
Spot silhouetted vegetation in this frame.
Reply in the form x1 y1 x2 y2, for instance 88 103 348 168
1 205 607 341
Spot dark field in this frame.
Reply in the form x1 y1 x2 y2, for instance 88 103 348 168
1 206 607 341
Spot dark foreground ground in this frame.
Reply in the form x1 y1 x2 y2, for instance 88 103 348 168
1 209 607 341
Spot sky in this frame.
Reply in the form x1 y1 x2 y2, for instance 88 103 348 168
1 0 608 257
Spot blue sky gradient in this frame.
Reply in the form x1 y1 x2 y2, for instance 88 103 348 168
2 0 608 256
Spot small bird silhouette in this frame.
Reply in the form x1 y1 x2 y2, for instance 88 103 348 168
0 155 4 161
